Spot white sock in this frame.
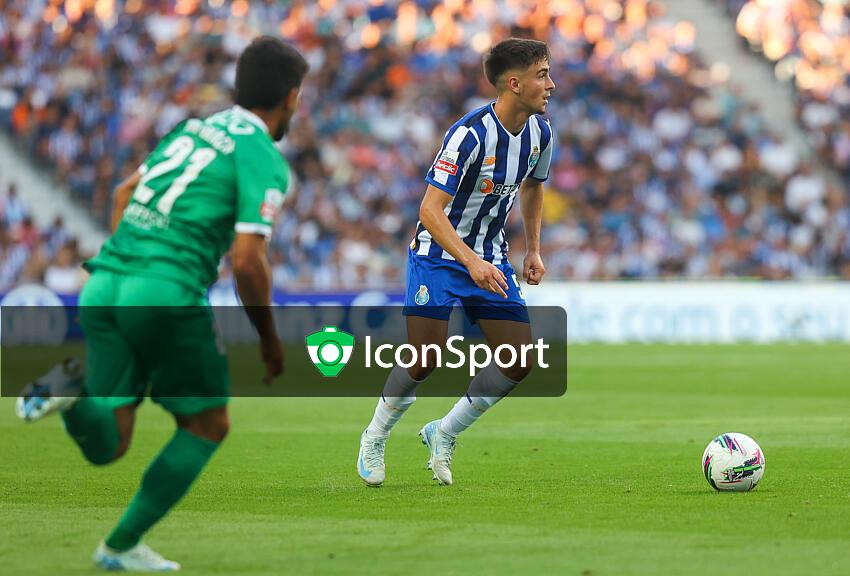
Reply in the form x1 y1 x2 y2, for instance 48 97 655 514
440 363 520 437
365 365 423 437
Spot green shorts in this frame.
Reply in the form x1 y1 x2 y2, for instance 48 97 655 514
78 269 229 415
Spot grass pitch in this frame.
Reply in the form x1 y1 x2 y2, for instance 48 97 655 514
2 345 849 575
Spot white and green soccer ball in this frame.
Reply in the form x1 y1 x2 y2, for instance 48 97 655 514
702 433 765 492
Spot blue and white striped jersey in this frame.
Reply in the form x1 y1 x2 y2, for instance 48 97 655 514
413 103 554 265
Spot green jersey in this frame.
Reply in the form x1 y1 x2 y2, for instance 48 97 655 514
86 106 289 294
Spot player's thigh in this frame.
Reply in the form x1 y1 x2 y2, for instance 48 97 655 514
406 314 449 348
78 271 147 409
404 312 450 379
477 318 534 382
145 307 230 417
107 274 228 415
476 318 533 349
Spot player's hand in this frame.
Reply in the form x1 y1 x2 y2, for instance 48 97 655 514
260 335 284 384
523 252 546 285
467 259 509 298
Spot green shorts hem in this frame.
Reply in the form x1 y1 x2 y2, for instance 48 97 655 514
152 396 230 416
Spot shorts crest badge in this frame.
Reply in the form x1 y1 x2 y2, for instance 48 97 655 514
414 285 430 305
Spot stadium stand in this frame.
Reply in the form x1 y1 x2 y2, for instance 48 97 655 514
0 176 88 292
721 0 850 185
0 0 848 291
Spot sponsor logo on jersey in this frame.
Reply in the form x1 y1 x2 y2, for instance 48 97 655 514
483 156 496 166
414 285 430 305
528 146 540 170
260 188 284 222
440 150 459 164
435 160 458 175
479 178 519 196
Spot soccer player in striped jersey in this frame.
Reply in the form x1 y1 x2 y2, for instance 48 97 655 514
358 38 555 486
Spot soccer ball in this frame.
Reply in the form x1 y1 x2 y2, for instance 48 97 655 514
702 433 765 492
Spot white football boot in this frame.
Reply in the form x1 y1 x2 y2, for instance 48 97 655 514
419 420 456 486
93 541 180 572
16 358 83 422
357 430 387 486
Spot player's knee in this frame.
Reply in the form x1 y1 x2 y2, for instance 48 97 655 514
211 417 230 443
202 413 230 443
177 408 230 443
406 363 435 382
500 363 532 383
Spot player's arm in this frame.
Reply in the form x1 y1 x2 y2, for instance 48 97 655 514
110 171 141 233
419 184 509 298
232 233 282 383
519 179 546 285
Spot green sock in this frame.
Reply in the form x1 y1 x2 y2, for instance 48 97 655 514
105 428 219 551
61 398 119 466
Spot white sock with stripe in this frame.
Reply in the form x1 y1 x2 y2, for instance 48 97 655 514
439 363 520 437
366 365 424 437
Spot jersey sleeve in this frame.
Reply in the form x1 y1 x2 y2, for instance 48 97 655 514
425 125 480 196
233 134 289 239
530 118 555 182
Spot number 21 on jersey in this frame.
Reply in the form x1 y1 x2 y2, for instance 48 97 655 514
133 136 216 216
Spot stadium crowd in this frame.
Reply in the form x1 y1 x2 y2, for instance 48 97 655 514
722 0 850 187
0 0 848 292
0 177 88 292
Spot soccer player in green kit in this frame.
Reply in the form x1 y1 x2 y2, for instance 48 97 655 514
16 37 308 571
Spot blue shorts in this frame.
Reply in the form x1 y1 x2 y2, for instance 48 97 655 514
402 251 529 323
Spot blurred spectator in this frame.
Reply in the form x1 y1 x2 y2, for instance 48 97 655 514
1 183 27 228
44 240 86 293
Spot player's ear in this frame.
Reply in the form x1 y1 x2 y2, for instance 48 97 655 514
507 74 520 95
284 87 301 113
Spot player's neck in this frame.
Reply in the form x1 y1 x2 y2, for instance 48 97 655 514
247 107 276 134
492 97 530 136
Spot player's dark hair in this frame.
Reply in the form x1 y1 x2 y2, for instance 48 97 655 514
483 38 550 88
235 36 309 110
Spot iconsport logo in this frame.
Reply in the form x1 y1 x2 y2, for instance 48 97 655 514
306 328 551 378
364 336 550 377
306 326 355 377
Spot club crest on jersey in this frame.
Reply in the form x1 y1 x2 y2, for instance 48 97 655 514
414 285 430 305
528 146 540 170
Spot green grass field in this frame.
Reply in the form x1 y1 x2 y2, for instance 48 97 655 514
2 345 850 575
